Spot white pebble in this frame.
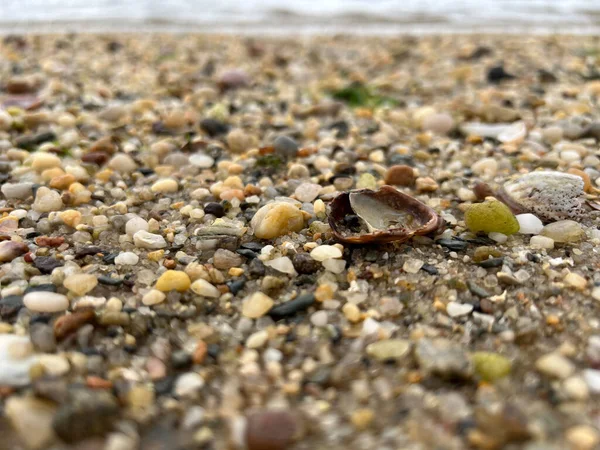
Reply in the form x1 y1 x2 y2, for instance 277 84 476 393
310 310 328 327
530 235 554 250
294 183 322 203
0 335 38 386
175 372 205 397
133 230 167 249
446 302 474 318
23 292 69 313
126 217 149 236
190 279 220 298
322 259 346 274
264 256 297 275
189 153 214 168
310 245 342 262
115 252 139 265
246 330 269 349
516 214 544 234
488 232 508 243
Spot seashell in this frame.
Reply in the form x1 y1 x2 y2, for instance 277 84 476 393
328 186 444 244
496 171 585 222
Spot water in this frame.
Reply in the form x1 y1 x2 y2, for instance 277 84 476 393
1 0 600 34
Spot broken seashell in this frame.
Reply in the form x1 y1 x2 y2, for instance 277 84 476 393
496 171 585 222
328 186 444 244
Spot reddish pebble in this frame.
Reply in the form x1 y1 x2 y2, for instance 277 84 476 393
35 236 65 247
193 340 208 364
81 151 109 165
86 376 113 389
246 409 298 450
54 308 96 340
384 165 416 186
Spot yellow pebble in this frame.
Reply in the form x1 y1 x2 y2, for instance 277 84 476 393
342 303 361 323
228 267 244 277
147 250 165 262
350 409 374 430
59 210 82 228
155 270 191 292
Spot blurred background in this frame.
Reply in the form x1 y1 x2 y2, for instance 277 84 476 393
0 0 599 34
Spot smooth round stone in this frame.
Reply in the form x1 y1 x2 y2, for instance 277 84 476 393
115 252 139 265
133 230 167 249
108 154 137 172
446 302 474 318
294 183 321 203
32 187 63 213
155 270 191 292
565 425 599 450
471 158 498 177
1 182 33 199
190 279 220 298
142 289 166 306
273 135 299 158
264 256 297 275
126 217 149 236
31 152 61 172
366 339 411 361
63 274 98 296
530 235 554 249
227 129 255 154
0 241 29 263
516 213 544 234
246 330 269 349
242 292 274 318
246 410 298 450
0 335 38 386
251 202 304 239
189 153 214 168
151 178 178 193
535 353 575 379
564 272 587 290
174 372 205 397
24 291 69 313
540 220 584 243
488 232 508 243
542 125 563 144
422 112 454 135
384 165 416 186
310 310 328 327
310 245 342 262
39 354 70 376
583 369 600 393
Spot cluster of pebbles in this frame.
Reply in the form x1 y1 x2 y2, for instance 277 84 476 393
1 33 600 450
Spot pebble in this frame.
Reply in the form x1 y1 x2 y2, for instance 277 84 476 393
227 129 255 153
565 425 599 450
384 164 416 186
472 157 498 177
403 258 424 274
108 154 137 172
422 112 454 134
264 256 297 275
245 409 298 450
251 202 305 239
149 177 178 193
292 253 319 274
5 396 57 450
322 258 346 274
0 241 29 263
155 270 191 292
530 235 554 250
63 274 98 296
125 217 149 236
563 376 589 401
310 310 328 327
366 339 411 361
471 352 511 382
115 252 139 265
39 354 71 376
535 353 575 379
273 135 299 158
540 220 584 243
0 334 38 386
142 289 166 306
564 272 587 290
189 153 214 168
133 230 167 249
294 183 321 202
174 372 205 397
415 338 473 379
269 293 315 319
516 214 544 234
32 187 63 212
342 303 361 323
24 292 69 313
310 245 342 262
246 330 269 349
1 182 33 199
446 301 474 317
242 292 274 318
190 279 220 298
583 369 600 393
31 152 61 172
465 200 519 235
213 248 243 270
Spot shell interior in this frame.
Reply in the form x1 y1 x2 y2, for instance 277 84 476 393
349 192 418 233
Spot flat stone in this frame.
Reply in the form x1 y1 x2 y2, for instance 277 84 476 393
366 339 411 361
133 230 167 249
540 220 584 243
446 302 474 317
535 353 575 379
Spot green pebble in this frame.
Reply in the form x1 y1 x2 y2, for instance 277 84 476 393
472 352 511 382
357 173 377 190
464 201 519 235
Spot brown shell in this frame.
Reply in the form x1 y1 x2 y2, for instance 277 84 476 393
328 185 445 244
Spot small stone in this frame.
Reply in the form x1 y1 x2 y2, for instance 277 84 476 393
30 323 57 353
189 153 215 168
142 289 166 306
251 202 305 239
5 396 57 450
269 294 315 319
403 258 424 274
343 303 361 323
33 256 63 274
151 178 178 193
565 425 599 450
564 272 587 290
115 252 139 265
125 217 149 236
310 310 328 327
366 339 411 361
53 309 95 340
24 292 69 313
0 334 38 386
356 173 377 190
204 202 225 217
535 353 575 379
292 253 319 274
488 232 508 243
422 112 454 135
63 274 98 296
155 270 191 292
310 245 342 262
294 183 321 202
59 210 82 228
563 376 589 401
322 258 346 274
415 176 438 192
472 352 511 382
39 354 70 376
108 154 137 172
174 372 205 397
264 256 297 276
33 187 63 213
384 164 416 186
273 135 299 159
1 182 33 199
446 302 474 318
530 235 554 250
472 158 498 177
465 200 519 235
133 230 167 249
415 338 473 379
0 241 29 263
246 409 298 450
227 129 255 154
350 408 375 430
516 214 544 234
213 248 243 270
583 369 600 393
31 152 61 172
200 118 229 137
242 292 274 318
540 220 584 243
246 330 269 349
190 279 220 298
218 69 250 90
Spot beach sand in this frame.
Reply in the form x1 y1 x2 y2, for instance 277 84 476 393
1 33 600 450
